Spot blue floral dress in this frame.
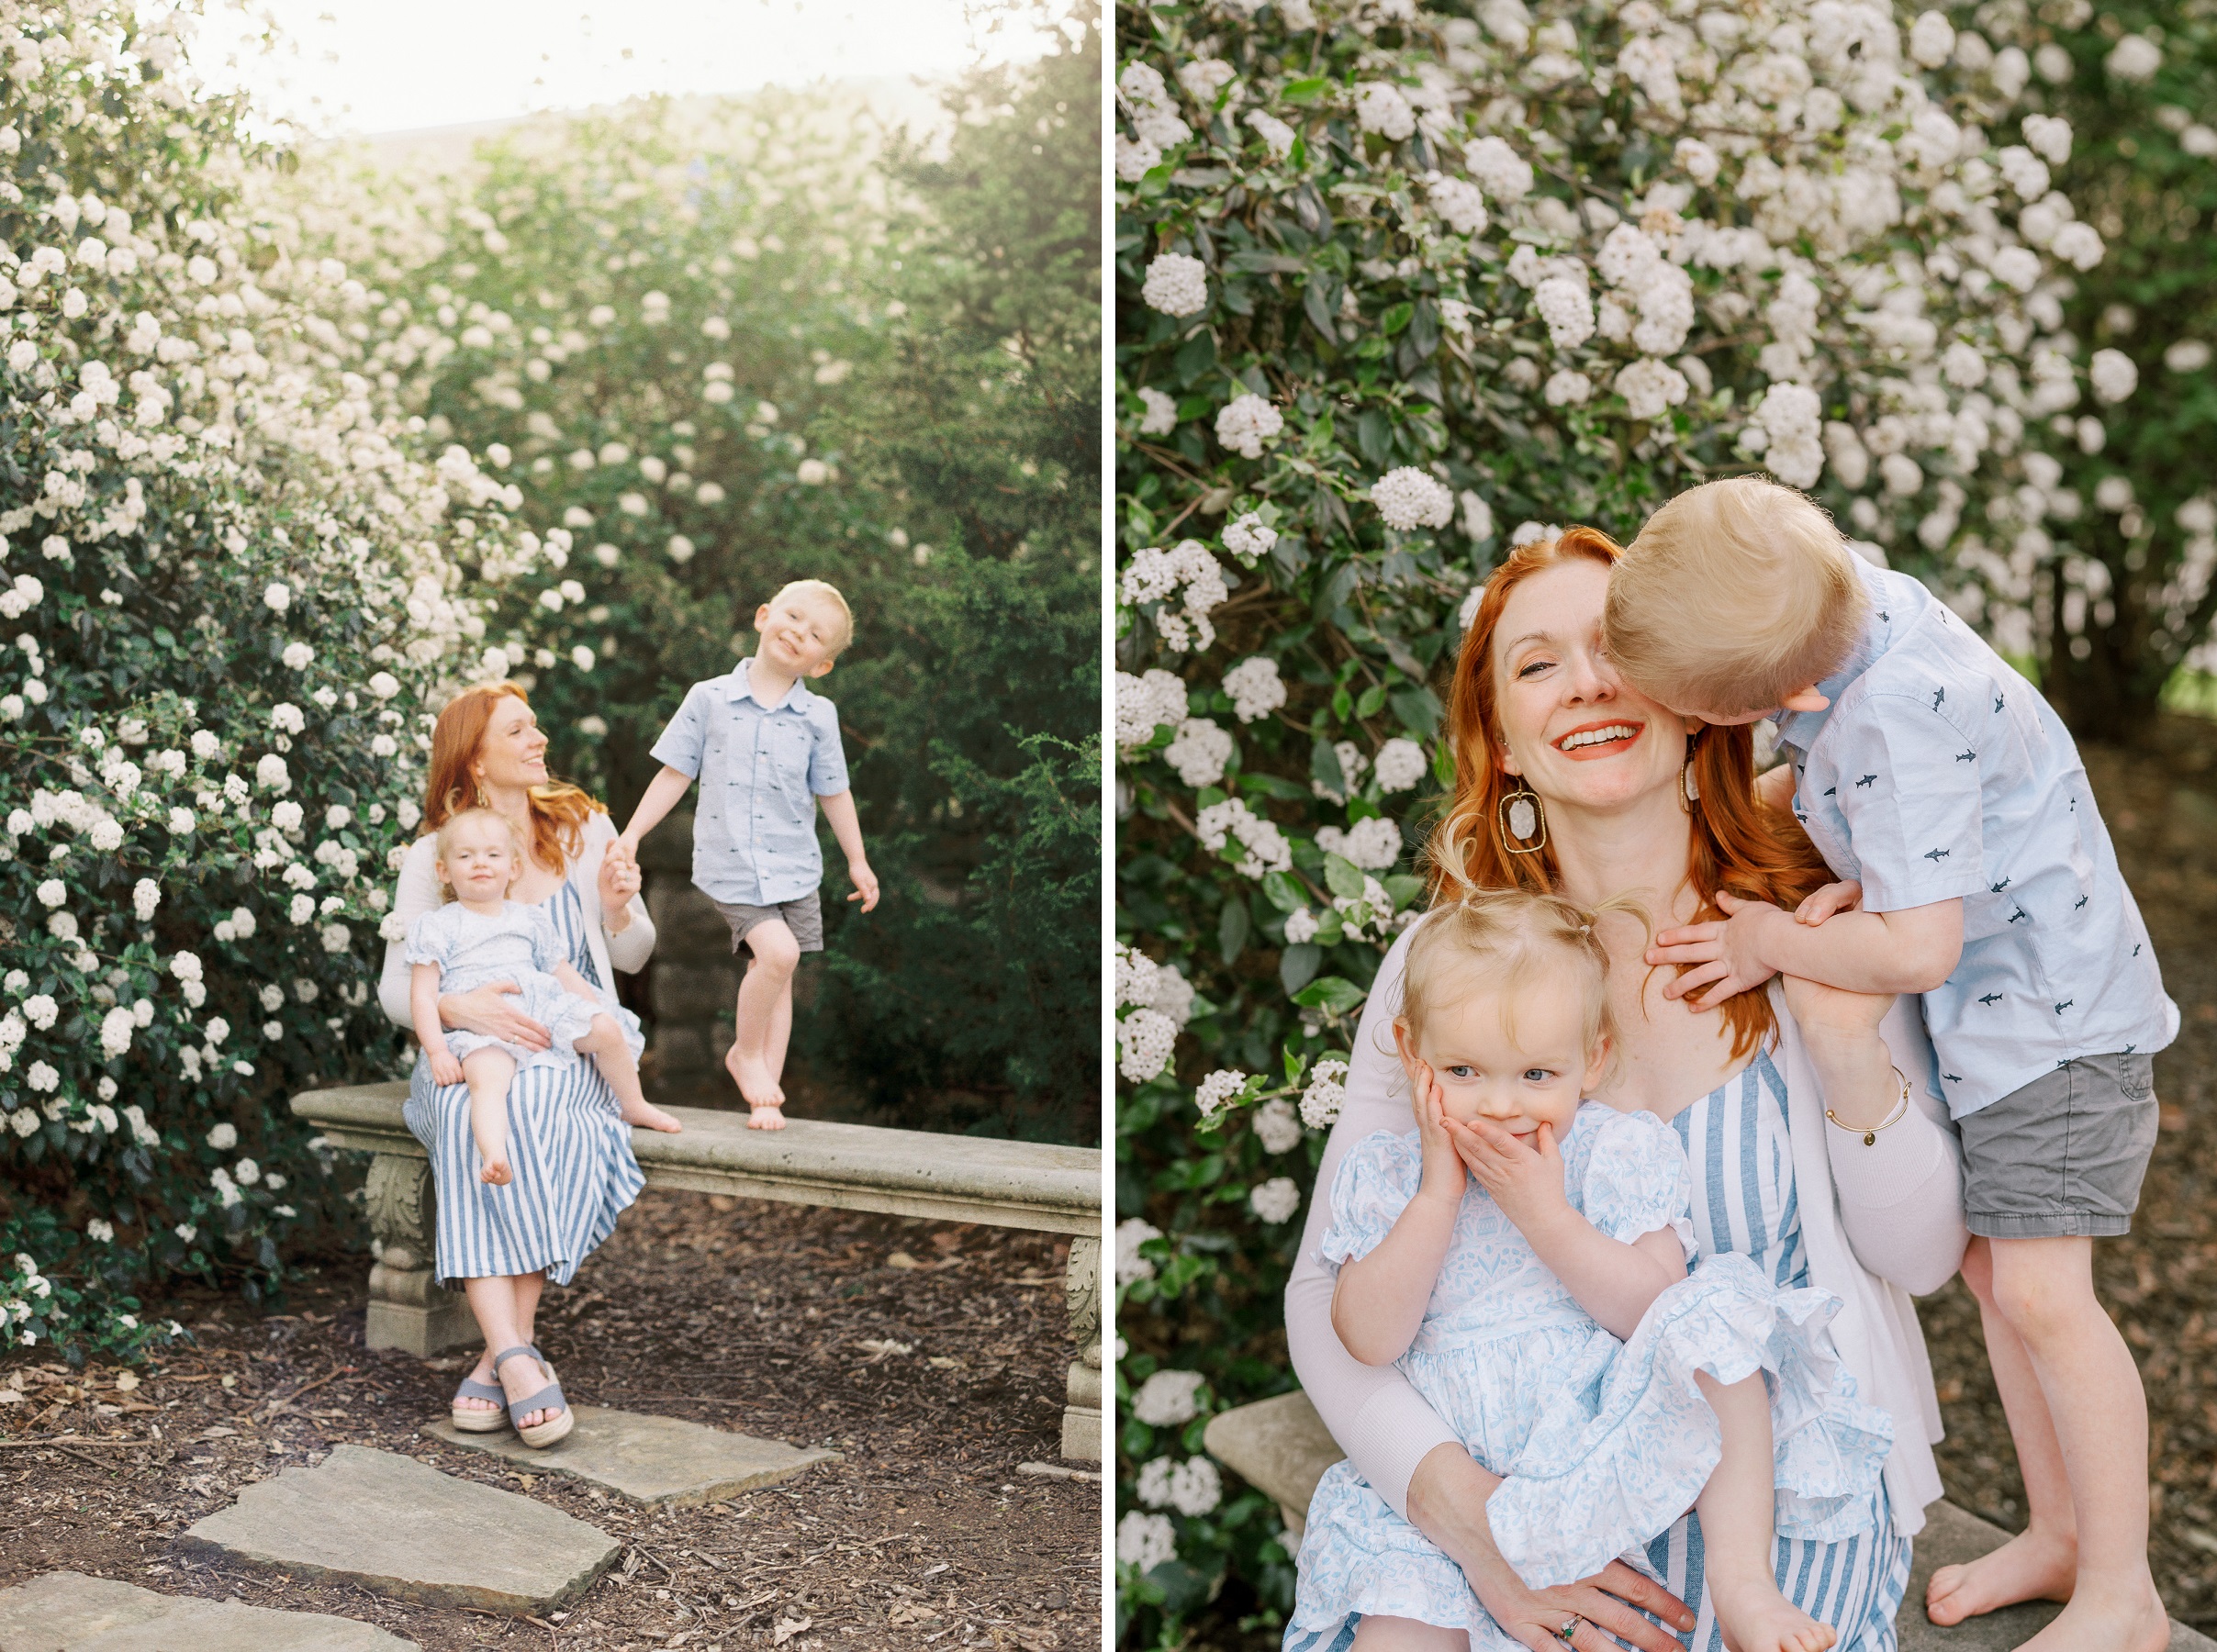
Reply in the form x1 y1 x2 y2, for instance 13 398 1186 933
1285 1099 1894 1650
403 882 645 1286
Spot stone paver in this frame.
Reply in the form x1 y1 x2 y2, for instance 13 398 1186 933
0 1570 414 1650
420 1406 838 1507
179 1444 619 1615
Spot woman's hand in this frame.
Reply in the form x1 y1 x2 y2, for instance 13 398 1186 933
1481 1557 1699 1652
439 984 553 1051
598 839 643 932
1446 1115 1569 1237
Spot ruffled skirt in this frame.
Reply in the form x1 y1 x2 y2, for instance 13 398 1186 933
442 969 645 1068
1287 1254 1894 1644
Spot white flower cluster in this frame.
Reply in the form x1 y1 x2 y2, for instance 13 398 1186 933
1315 816 1404 871
1369 466 1455 531
1116 945 1196 1083
1136 1454 1225 1515
1115 668 1190 752
1141 253 1210 318
1121 541 1227 653
1299 1058 1349 1131
1249 1177 1302 1224
1163 719 1234 787
1116 1215 1164 1284
1192 1067 1249 1126
1221 655 1286 724
1196 798 1293 878
1215 393 1283 460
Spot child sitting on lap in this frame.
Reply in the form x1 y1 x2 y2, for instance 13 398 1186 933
1291 889 1891 1652
621 578 879 1129
408 807 679 1185
1608 475 2178 1652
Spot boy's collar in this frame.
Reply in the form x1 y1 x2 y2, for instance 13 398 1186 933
727 655 814 711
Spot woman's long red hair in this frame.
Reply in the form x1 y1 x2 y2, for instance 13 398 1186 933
1427 528 1835 1060
421 682 604 877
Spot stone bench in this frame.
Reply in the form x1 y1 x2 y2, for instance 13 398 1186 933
1204 1391 2217 1650
290 1082 1103 1459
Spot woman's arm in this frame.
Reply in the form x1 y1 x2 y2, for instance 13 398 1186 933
1780 979 1967 1295
377 839 442 1029
583 813 656 972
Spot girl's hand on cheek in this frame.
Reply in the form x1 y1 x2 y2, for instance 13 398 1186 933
1410 1063 1467 1204
1448 1116 1568 1233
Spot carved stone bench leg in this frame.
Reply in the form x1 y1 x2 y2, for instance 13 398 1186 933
1061 1233 1101 1461
364 1153 476 1356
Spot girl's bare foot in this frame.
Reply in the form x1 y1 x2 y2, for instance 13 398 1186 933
1708 1569 1835 1652
479 1155 511 1185
747 1102 788 1130
618 1098 684 1133
1925 1525 2076 1625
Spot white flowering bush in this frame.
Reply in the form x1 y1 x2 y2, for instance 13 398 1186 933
1115 0 2122 1635
0 2 506 1357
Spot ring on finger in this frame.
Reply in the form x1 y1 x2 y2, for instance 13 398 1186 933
1555 1615 1581 1644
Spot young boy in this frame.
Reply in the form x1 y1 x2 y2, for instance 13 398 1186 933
1607 475 2177 1652
620 579 879 1129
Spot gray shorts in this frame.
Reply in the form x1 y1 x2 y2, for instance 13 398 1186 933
1958 1051 2158 1239
711 891 823 955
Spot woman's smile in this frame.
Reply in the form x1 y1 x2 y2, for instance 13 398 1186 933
1551 718 1645 759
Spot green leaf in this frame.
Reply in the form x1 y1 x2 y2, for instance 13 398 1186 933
1303 275 1338 342
1381 301 1414 337
1391 686 1442 737
1292 975 1367 1016
1383 873 1427 911
1261 870 1307 913
1218 897 1249 964
1281 77 1329 103
1356 683 1387 720
1310 737 1347 797
1356 407 1392 466
1279 943 1321 996
1322 852 1365 899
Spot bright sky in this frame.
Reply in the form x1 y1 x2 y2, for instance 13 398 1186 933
198 0 1060 139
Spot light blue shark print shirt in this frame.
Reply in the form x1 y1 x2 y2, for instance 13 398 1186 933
649 657 851 907
1773 561 2176 1119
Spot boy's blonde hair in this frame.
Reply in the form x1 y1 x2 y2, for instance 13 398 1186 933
1606 476 1870 717
433 806 523 899
1394 887 1634 1068
771 578 855 654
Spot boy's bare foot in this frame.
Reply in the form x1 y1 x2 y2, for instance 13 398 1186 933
479 1155 511 1186
1925 1525 2076 1625
747 1103 788 1130
1708 1570 1835 1652
2013 1585 2169 1652
618 1099 684 1133
725 1044 782 1108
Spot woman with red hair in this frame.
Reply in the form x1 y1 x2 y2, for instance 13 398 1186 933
375 683 656 1445
1283 531 1970 1651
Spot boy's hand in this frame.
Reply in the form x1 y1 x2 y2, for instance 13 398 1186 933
1647 889 1784 1009
846 857 880 912
1794 879 1863 925
430 1046 465 1087
1446 1115 1568 1234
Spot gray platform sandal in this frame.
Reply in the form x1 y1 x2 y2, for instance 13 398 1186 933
449 1366 511 1434
492 1345 574 1448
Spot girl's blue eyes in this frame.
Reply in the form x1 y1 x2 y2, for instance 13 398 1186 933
1523 1068 1553 1082
1440 1065 1557 1082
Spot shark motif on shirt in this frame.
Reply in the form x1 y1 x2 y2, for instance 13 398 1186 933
1994 694 2005 713
1924 847 1951 862
1931 686 1946 711
2054 999 2074 1015
1990 876 2010 893
1978 992 2004 1006
1855 774 1876 788
2075 895 2088 910
2009 907 2029 923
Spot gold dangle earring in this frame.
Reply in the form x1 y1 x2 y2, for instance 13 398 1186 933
1495 781 1548 856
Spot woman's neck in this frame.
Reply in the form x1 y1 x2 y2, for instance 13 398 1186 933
478 782 541 867
1546 786 1698 923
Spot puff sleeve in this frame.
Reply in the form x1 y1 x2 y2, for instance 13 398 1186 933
1318 1130 1426 1272
1576 1109 1698 1267
400 906 451 971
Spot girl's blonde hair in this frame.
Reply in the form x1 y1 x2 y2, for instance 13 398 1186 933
1394 887 1639 1070
432 806 523 901
1604 476 1869 717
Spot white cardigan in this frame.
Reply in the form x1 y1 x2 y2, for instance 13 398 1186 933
376 809 656 1031
1283 922 1966 1538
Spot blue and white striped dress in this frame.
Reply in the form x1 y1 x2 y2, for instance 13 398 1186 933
1285 1050 1912 1652
1641 1050 1912 1652
403 881 645 1286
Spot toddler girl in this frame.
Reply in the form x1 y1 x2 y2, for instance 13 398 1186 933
1290 890 1892 1652
407 807 679 1184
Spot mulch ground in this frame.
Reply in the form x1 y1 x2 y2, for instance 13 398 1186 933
0 1189 1101 1650
1917 716 2217 1633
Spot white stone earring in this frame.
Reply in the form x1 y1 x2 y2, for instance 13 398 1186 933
1495 783 1547 855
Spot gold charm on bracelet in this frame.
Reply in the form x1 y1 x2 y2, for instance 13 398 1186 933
1826 1065 1913 1145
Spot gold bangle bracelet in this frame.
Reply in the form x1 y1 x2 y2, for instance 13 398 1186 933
1826 1065 1912 1146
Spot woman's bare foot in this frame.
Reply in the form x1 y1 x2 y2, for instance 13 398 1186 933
617 1098 684 1133
479 1155 511 1185
747 1102 788 1130
1925 1525 2076 1625
494 1350 562 1432
1708 1569 1835 1652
